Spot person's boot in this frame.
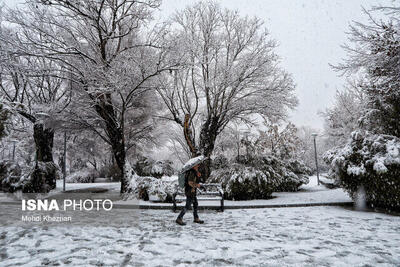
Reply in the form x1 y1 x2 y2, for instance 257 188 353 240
193 218 204 224
176 218 186 226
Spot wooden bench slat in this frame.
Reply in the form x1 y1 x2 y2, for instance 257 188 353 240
175 198 222 201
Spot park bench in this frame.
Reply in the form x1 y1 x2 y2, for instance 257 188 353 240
172 183 224 212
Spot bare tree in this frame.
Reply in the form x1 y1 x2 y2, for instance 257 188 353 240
3 0 176 192
320 81 364 148
157 2 297 178
0 19 69 191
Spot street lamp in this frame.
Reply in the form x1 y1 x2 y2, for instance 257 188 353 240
311 133 320 186
63 131 67 192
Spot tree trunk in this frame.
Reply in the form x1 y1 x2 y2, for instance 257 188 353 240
183 114 198 157
33 122 54 162
93 93 128 193
110 131 126 193
199 117 219 181
26 122 58 192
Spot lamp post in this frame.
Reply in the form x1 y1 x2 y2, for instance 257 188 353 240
311 133 320 186
63 131 67 192
237 129 240 159
243 130 251 158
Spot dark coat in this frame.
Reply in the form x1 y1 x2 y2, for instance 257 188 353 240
184 169 199 196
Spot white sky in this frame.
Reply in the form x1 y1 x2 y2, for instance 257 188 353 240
3 0 394 130
159 0 394 130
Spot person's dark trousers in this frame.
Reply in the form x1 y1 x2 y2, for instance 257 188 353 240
177 194 199 220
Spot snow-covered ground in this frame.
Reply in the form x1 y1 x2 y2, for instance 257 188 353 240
116 175 352 207
1 175 352 208
54 179 120 193
0 175 398 266
0 205 399 266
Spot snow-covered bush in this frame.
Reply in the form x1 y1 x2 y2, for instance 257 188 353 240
211 155 229 169
210 164 275 200
66 169 97 183
21 162 60 193
134 157 175 178
209 155 310 200
276 159 311 192
150 160 174 178
0 160 22 192
0 161 60 193
98 163 122 181
324 131 400 210
123 165 177 202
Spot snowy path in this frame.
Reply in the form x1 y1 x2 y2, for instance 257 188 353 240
0 205 399 266
118 175 353 208
2 175 352 209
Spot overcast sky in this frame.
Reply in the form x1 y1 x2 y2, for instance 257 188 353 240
3 0 394 130
159 0 395 130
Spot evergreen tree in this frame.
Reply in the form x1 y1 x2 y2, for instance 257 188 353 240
334 7 400 137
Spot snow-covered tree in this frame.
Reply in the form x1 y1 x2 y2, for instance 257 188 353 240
0 101 8 140
0 16 71 191
334 6 400 137
321 81 364 148
3 0 175 192
325 4 400 210
254 120 300 160
157 1 297 178
297 125 335 173
0 55 68 163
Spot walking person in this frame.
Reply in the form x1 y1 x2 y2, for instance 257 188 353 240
176 163 205 225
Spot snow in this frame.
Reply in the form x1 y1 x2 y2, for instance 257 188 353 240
347 164 366 176
0 175 397 265
387 140 399 158
151 164 163 174
54 180 120 193
326 131 400 176
65 170 94 183
124 173 177 202
299 175 331 191
161 175 178 182
1 175 351 208
0 204 398 266
373 157 388 174
116 175 352 207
